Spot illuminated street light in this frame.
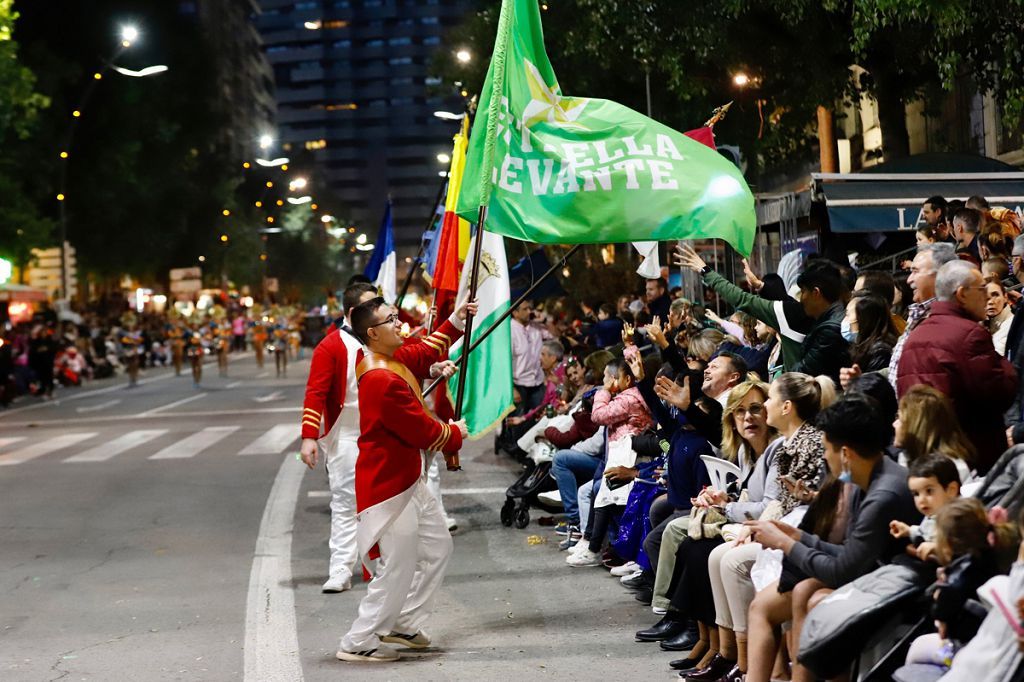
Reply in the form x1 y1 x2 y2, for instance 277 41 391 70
433 110 465 121
437 152 451 164
356 233 368 245
120 25 139 45
258 134 274 150
455 49 471 64
255 157 289 167
733 73 750 87
289 177 308 191
321 214 335 223
112 64 169 78
288 196 312 205
198 255 206 262
304 20 322 30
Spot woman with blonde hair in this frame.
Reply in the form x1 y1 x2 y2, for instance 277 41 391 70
894 384 975 482
638 380 781 670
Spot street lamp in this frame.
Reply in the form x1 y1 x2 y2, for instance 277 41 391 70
258 134 275 150
57 23 161 301
455 49 471 64
732 73 750 87
255 157 289 167
436 152 451 164
288 177 308 191
433 110 465 121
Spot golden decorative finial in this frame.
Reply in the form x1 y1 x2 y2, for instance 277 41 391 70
703 101 733 129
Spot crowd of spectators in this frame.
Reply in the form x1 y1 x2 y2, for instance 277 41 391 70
497 194 1024 681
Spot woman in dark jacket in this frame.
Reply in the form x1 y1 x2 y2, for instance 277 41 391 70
844 292 898 372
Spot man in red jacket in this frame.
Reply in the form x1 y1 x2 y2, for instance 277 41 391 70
336 295 473 663
897 260 1018 473
299 282 377 593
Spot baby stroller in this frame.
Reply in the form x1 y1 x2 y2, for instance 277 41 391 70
499 417 569 529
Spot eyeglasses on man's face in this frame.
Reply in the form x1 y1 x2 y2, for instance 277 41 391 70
369 312 399 329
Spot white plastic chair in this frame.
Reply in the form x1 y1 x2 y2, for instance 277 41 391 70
700 455 742 492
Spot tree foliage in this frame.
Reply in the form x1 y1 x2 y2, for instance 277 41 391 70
437 0 1024 175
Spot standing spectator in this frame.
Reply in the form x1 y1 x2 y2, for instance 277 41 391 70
587 303 625 349
987 280 1013 355
231 314 246 352
841 292 898 386
28 325 57 399
952 207 983 266
897 260 1017 473
646 277 672 320
509 300 549 415
855 269 907 334
789 260 851 384
923 195 954 243
894 385 975 483
888 243 957 389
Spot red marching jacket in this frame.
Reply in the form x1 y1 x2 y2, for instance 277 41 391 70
355 320 464 514
300 329 351 439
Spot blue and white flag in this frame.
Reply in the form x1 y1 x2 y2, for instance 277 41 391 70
364 201 397 303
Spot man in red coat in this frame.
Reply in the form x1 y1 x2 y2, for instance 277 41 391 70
897 260 1018 473
299 282 377 593
336 295 474 663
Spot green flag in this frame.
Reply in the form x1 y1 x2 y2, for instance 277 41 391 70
447 229 515 438
456 0 756 255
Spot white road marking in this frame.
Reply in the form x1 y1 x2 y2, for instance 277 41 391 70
140 392 208 416
441 487 508 495
64 429 168 463
255 372 270 379
0 371 178 418
0 433 97 466
75 399 121 414
244 455 305 682
226 381 242 389
239 425 297 456
0 437 27 450
0 406 300 429
253 390 284 403
149 426 239 460
306 490 331 498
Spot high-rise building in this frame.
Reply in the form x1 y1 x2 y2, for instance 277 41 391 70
179 0 277 160
255 0 472 247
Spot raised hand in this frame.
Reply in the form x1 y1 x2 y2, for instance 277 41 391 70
673 244 707 273
625 350 644 381
654 374 691 410
621 322 636 347
742 258 763 291
644 316 668 349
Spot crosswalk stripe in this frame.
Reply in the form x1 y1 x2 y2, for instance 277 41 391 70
238 424 298 456
0 433 97 466
64 429 169 463
0 437 27 450
148 426 240 460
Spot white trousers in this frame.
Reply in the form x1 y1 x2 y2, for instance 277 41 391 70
424 452 449 518
326 436 359 581
708 540 761 633
340 480 453 651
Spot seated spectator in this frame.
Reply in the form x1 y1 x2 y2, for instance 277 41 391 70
743 394 918 682
893 385 975 483
653 351 746 449
566 357 653 567
890 453 962 563
901 498 1018 678
507 340 566 426
634 380 780 669
588 303 625 349
897 260 1017 474
986 280 1013 355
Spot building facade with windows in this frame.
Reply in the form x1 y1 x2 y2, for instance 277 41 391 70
255 0 472 247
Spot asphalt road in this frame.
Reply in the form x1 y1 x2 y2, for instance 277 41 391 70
0 351 672 681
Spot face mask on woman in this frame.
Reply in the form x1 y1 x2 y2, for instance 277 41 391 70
840 317 856 343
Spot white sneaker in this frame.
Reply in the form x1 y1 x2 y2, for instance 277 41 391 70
446 516 458 531
566 548 603 567
610 561 640 577
382 630 431 649
336 643 400 662
620 569 645 585
322 572 353 593
537 490 562 505
568 539 590 556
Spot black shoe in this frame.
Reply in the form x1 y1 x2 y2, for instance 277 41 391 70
660 622 700 651
633 588 653 605
680 654 736 681
634 616 688 642
670 655 703 672
621 570 653 590
718 664 745 682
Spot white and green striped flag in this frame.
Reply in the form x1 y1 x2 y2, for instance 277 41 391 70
447 229 515 438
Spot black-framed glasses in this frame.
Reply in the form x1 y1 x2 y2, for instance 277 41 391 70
368 313 399 328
